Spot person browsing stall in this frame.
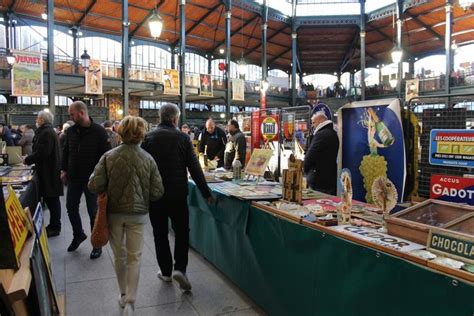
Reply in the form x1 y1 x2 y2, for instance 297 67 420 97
198 119 227 168
224 119 246 170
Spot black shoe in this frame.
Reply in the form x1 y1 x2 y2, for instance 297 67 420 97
46 226 60 237
90 248 102 259
67 234 87 252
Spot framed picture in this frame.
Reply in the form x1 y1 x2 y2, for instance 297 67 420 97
244 149 273 177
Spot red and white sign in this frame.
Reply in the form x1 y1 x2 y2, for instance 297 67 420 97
251 110 261 150
430 174 474 205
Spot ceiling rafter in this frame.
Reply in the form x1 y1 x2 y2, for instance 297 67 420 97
338 31 360 72
244 24 289 57
268 46 291 64
406 11 443 41
77 0 98 25
211 13 260 52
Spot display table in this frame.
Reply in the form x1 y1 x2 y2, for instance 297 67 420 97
188 182 474 316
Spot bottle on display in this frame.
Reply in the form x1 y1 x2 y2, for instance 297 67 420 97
367 108 394 146
232 160 242 183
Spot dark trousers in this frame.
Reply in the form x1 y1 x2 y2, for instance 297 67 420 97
44 196 61 231
149 197 189 276
66 181 98 238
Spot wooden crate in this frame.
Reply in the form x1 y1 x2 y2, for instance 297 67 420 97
386 199 474 245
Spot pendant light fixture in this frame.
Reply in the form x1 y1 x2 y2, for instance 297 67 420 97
148 2 164 39
80 49 91 70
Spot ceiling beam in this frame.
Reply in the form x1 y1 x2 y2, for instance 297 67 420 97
366 24 392 42
77 0 97 25
171 2 222 47
406 11 443 41
268 47 291 64
338 31 360 72
211 13 260 52
243 24 289 57
129 0 165 38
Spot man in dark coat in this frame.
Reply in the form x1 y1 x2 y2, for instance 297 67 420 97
24 111 63 237
224 119 247 170
303 111 339 195
198 119 227 168
142 103 213 291
61 101 111 259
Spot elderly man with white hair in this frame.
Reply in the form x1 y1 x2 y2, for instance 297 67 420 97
24 110 64 237
303 111 339 195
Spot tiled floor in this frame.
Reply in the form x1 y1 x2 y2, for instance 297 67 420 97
46 195 265 316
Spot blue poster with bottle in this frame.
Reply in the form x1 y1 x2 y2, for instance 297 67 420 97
338 99 406 203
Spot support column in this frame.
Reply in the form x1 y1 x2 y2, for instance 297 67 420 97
122 0 129 115
224 0 232 120
291 0 297 106
261 0 268 81
72 28 78 74
445 0 453 96
350 72 355 92
408 59 415 78
171 49 176 69
396 0 403 99
360 0 366 100
179 0 186 124
4 13 9 50
47 0 55 114
208 56 212 75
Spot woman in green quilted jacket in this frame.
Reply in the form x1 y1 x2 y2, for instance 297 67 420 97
88 116 164 315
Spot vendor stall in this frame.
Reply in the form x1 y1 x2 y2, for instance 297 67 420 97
187 182 474 316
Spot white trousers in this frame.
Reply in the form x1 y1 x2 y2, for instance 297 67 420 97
108 215 145 304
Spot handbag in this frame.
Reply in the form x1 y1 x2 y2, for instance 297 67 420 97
91 157 109 248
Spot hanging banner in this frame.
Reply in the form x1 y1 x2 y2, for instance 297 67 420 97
429 129 474 168
85 59 103 94
338 99 406 203
251 110 261 149
282 113 295 150
162 69 180 95
405 79 419 101
185 73 200 88
430 174 474 205
11 50 43 97
232 78 245 101
199 74 213 97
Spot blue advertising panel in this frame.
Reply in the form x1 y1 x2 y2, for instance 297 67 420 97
338 99 406 203
311 102 333 121
429 129 474 168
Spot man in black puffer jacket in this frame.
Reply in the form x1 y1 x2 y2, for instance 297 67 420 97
142 103 212 292
61 101 111 259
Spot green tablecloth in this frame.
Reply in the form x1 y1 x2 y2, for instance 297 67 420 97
188 183 474 316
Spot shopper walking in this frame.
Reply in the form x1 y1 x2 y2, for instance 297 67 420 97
24 111 63 237
61 101 111 259
142 103 213 291
89 116 164 314
303 111 339 195
198 118 227 168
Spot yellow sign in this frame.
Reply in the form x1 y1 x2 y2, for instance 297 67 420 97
162 69 180 95
260 117 279 141
5 186 29 265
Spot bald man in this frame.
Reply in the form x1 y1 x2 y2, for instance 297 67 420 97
303 111 339 195
198 119 227 168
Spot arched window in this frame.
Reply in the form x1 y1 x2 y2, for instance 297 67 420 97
131 45 172 70
243 64 262 82
15 26 73 58
268 69 287 78
454 44 474 72
185 52 208 74
0 95 7 103
78 36 122 64
211 59 238 79
415 55 446 77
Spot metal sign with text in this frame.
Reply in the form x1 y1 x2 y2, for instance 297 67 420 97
427 228 474 264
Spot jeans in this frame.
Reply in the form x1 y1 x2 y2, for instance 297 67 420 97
66 181 98 238
44 196 62 231
149 197 189 276
108 215 145 304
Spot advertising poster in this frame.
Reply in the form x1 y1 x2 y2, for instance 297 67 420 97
85 59 102 94
405 79 419 101
162 69 180 95
260 116 279 142
244 149 274 176
33 203 51 272
5 185 29 266
430 174 474 205
295 120 308 149
11 50 43 97
282 113 295 150
185 73 200 88
232 78 245 101
311 102 332 121
251 110 262 149
429 129 474 168
199 74 213 97
338 99 406 203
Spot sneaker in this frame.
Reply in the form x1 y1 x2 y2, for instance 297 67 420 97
90 248 102 259
172 270 191 291
67 234 87 252
123 302 134 316
46 226 60 237
157 272 171 282
118 295 126 308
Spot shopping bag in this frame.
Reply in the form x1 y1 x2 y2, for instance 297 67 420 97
91 192 109 248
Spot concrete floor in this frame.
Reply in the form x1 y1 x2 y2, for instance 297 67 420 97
46 195 265 316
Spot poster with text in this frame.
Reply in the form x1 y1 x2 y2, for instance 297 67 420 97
232 78 245 101
85 59 103 94
200 74 213 97
282 113 295 150
162 69 180 95
338 99 406 203
429 129 474 168
186 73 200 88
11 50 43 97
430 175 474 205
